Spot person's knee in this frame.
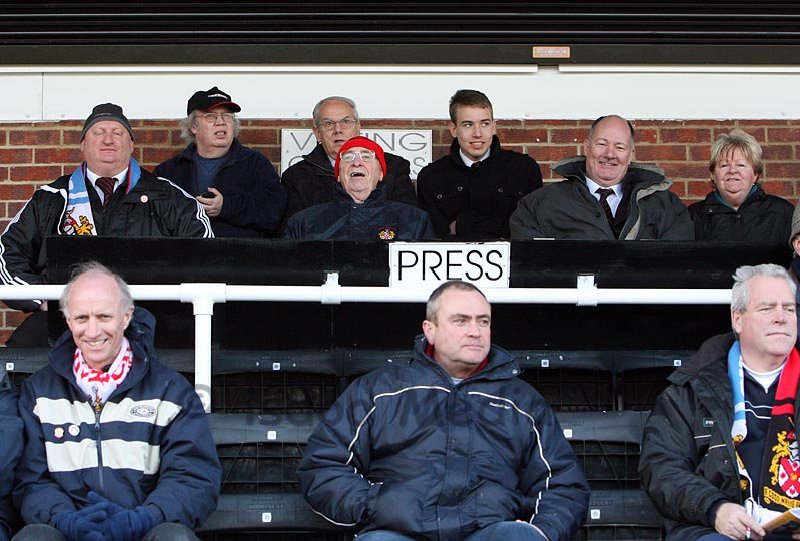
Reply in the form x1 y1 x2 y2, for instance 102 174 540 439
12 524 65 541
482 521 546 541
142 522 199 541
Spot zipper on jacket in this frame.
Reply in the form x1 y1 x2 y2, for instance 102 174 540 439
93 397 105 491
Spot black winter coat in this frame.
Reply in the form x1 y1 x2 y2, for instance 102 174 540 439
280 143 417 227
640 333 800 540
155 139 287 238
0 168 212 312
297 336 589 541
416 136 542 240
688 186 794 242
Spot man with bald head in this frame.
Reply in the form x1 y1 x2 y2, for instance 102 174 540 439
13 262 220 541
280 96 417 226
284 136 433 241
510 114 693 240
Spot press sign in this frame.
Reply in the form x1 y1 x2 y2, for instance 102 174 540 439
389 243 510 288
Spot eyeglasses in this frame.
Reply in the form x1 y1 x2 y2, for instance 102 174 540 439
340 150 376 163
318 118 357 131
200 112 235 124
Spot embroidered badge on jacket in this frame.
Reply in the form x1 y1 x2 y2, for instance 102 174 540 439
377 227 397 240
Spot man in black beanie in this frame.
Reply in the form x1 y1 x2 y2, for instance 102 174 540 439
0 103 213 343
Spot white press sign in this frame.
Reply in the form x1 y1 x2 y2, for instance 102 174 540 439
389 242 511 289
281 129 432 179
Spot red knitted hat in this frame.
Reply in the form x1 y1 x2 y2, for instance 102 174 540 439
334 136 387 177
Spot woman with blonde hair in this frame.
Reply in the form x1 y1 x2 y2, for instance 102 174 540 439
689 129 793 241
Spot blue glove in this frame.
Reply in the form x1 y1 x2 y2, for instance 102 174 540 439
52 508 108 541
88 492 158 541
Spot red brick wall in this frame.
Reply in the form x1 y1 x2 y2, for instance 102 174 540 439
0 117 798 342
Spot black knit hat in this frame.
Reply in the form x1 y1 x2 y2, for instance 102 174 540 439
80 103 134 141
186 86 241 115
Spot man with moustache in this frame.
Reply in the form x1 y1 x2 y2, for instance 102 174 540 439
280 96 416 226
283 136 434 241
297 281 589 541
641 264 800 541
0 103 212 338
155 86 287 237
416 89 542 240
510 114 693 240
12 262 220 541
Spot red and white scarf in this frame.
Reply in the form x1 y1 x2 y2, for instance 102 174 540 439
72 338 133 407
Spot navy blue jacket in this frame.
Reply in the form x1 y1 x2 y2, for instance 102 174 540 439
13 308 221 530
284 184 435 241
155 139 287 238
0 367 22 539
297 337 589 541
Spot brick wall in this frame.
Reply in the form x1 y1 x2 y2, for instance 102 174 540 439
0 117 798 342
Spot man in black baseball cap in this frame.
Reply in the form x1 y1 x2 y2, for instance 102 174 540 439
156 86 286 238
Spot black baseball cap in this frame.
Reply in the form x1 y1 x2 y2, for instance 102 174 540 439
80 103 134 141
187 86 241 115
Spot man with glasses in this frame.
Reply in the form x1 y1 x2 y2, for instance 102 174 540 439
283 136 433 240
155 86 287 238
280 96 417 227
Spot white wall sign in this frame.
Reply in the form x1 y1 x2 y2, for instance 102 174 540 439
389 242 510 289
280 129 432 179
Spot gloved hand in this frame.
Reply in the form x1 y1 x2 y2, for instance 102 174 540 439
52 507 108 541
87 492 158 541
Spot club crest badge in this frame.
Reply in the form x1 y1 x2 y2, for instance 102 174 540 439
377 227 397 241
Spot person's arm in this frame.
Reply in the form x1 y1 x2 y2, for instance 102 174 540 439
509 192 548 239
160 180 214 238
296 378 383 527
140 375 221 528
416 168 454 238
0 369 22 539
0 191 49 312
516 395 590 541
655 191 695 240
13 378 79 525
216 153 288 233
639 385 733 528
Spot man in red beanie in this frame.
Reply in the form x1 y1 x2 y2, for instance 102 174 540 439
283 136 434 241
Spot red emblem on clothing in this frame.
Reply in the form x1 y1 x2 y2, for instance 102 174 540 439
778 457 800 497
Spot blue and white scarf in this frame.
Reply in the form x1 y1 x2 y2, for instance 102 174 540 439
61 160 141 235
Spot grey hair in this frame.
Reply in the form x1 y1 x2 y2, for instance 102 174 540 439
426 281 489 323
312 96 360 126
60 261 134 318
179 110 242 146
731 263 796 314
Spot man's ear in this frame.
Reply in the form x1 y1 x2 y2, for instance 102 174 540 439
422 319 435 344
731 309 743 335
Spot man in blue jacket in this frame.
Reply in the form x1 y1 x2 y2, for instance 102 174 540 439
0 365 22 541
297 281 589 541
12 262 220 541
155 86 287 238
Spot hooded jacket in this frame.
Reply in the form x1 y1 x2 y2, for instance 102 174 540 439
0 168 212 312
155 138 287 238
639 333 800 540
416 136 543 240
13 307 221 530
510 157 694 240
688 185 794 242
283 183 435 241
0 366 22 539
281 143 417 227
297 336 589 541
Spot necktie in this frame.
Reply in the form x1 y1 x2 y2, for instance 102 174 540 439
470 161 481 170
596 187 615 226
96 177 116 208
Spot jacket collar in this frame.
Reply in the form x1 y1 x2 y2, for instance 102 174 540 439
412 334 520 382
553 156 668 189
302 143 336 173
448 135 502 167
176 138 244 167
